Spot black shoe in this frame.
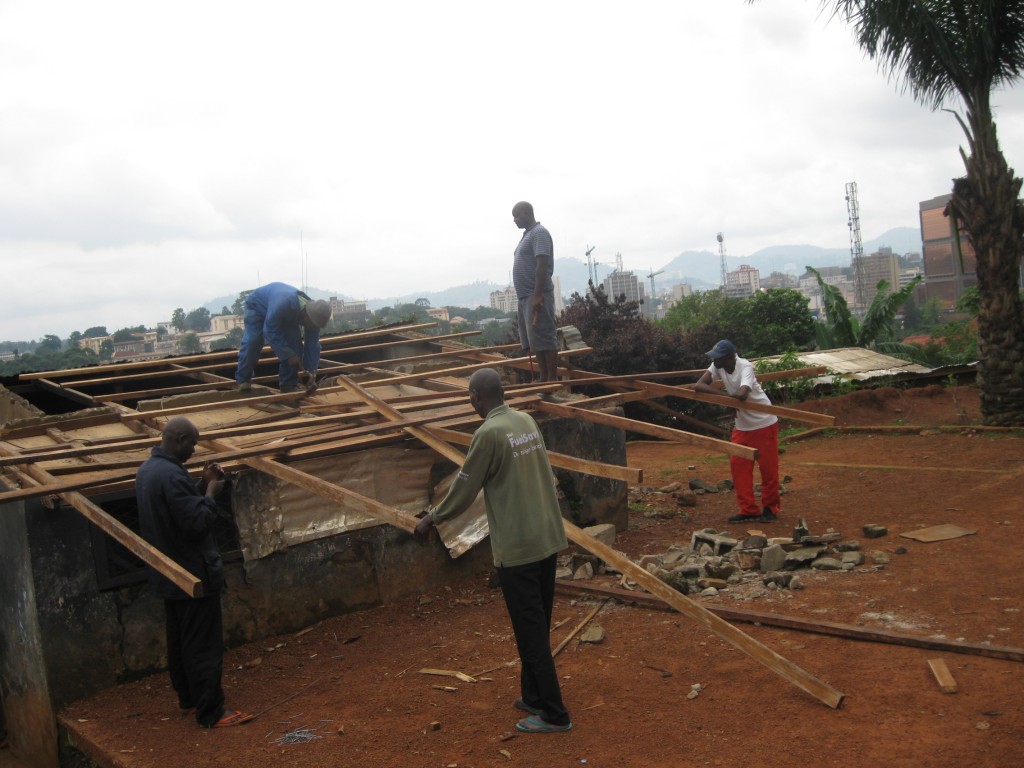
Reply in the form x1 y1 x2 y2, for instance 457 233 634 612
727 513 762 524
760 508 778 522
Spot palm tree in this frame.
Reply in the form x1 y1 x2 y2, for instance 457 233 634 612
809 266 923 349
764 1 1024 425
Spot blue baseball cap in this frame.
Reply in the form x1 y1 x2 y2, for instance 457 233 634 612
706 339 737 359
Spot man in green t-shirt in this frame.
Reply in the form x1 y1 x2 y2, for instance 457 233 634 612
415 368 572 733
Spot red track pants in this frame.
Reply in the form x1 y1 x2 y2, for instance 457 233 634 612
729 422 780 517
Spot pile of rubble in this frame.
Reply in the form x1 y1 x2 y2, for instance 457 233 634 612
565 518 901 600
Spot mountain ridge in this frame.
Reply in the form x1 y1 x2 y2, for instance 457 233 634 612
205 226 919 313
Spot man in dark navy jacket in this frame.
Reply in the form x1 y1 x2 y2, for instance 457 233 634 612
136 416 253 728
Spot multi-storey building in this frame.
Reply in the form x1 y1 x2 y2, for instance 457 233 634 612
602 270 645 305
328 296 371 324
918 193 977 308
211 314 243 334
853 247 901 307
490 286 517 313
724 264 760 298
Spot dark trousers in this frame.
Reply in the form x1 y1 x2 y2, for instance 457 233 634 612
497 553 570 726
165 596 225 727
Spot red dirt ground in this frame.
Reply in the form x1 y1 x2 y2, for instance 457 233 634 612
53 384 1024 768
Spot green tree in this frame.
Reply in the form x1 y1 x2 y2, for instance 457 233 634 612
733 289 815 357
67 330 83 349
184 307 212 332
209 327 244 351
99 338 114 359
920 297 944 328
112 327 139 342
179 333 202 354
171 308 186 332
82 326 108 338
232 290 253 315
792 0 1024 423
37 334 62 355
559 286 689 376
660 288 737 331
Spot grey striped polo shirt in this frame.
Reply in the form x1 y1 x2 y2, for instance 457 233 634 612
512 222 554 297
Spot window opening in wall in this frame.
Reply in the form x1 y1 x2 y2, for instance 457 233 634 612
89 491 242 591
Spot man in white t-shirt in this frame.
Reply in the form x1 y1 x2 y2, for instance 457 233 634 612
694 339 780 524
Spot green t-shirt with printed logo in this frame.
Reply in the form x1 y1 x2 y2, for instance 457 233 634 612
428 404 567 568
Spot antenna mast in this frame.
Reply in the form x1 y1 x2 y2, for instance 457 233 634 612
716 232 727 288
846 182 866 307
585 245 597 286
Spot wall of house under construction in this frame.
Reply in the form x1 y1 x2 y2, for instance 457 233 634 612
0 411 625 768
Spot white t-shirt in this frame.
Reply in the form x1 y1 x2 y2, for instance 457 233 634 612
706 356 779 432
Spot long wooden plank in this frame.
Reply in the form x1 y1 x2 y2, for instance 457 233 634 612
356 348 593 389
0 449 202 597
424 425 642 484
68 330 489 390
554 366 829 388
554 580 1024 663
336 375 466 465
19 322 442 380
560 519 843 708
533 399 757 460
625 380 836 426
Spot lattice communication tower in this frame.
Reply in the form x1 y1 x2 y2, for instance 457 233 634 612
846 182 866 307
716 232 727 288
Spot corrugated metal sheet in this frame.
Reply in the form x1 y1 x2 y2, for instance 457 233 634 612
759 347 964 382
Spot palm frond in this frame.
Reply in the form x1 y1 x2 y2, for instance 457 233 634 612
808 266 857 347
858 275 924 345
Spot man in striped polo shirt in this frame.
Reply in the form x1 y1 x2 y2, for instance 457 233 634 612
512 201 559 382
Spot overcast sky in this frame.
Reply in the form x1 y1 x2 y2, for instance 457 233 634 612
3 0 1023 342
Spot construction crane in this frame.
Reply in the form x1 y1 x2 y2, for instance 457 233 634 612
846 181 866 308
647 267 665 304
585 245 598 286
716 232 727 288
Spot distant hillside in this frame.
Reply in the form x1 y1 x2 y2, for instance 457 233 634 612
365 281 506 311
658 226 920 288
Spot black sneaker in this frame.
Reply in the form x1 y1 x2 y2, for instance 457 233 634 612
727 513 762 524
760 508 778 522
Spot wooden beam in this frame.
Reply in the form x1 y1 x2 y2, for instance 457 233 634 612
18 322 443 381
554 580 1024 663
70 330 489 390
354 348 593 389
622 380 836 426
336 375 466 465
560 520 843 708
532 399 757 460
424 426 642 485
0 447 202 597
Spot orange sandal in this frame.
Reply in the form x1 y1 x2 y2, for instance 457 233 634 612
206 710 254 728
